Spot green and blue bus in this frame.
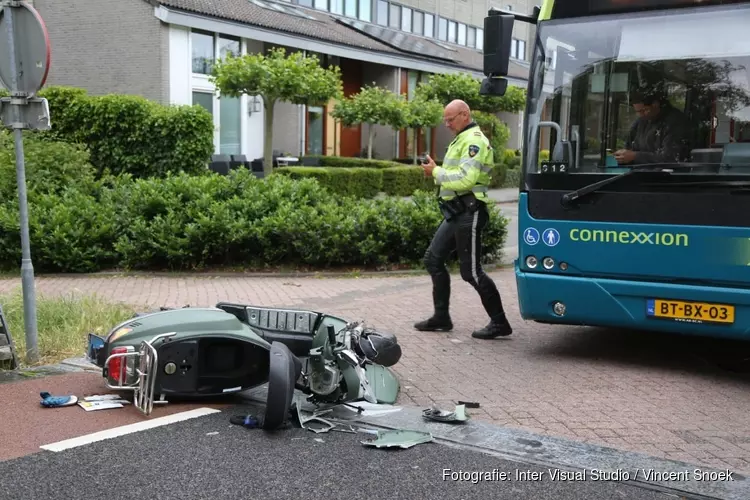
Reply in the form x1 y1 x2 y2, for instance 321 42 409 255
481 0 750 339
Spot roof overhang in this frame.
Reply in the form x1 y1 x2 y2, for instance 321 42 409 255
154 5 527 86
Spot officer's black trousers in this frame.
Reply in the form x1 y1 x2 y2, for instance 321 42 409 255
423 203 506 321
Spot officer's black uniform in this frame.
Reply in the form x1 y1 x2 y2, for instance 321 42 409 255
414 122 512 339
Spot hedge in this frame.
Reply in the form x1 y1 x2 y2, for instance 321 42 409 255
504 167 521 189
0 135 508 272
0 86 215 179
274 164 435 198
273 166 383 198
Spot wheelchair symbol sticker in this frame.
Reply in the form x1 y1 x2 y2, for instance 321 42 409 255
523 227 540 246
542 228 560 247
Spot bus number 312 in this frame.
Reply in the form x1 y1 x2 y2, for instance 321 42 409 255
541 161 568 174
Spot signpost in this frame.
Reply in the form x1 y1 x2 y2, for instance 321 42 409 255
0 0 52 364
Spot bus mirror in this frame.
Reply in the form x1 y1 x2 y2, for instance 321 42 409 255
480 77 508 96
483 13 514 76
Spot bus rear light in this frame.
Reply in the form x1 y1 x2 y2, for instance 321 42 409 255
526 256 538 268
543 257 555 269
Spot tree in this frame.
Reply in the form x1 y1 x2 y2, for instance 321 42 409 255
331 85 407 159
211 47 343 177
415 73 526 153
414 72 526 114
403 97 444 164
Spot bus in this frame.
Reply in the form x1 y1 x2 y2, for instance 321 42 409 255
480 0 750 339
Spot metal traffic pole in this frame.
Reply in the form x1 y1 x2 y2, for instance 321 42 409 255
0 0 53 364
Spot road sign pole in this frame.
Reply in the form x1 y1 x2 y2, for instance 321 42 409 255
3 1 39 364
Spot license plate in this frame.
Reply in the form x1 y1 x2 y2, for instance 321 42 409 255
646 299 735 325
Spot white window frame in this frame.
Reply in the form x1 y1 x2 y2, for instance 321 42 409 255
189 30 249 155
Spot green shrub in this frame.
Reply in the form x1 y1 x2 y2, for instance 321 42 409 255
501 148 517 164
0 169 508 272
303 155 401 169
489 163 508 188
381 166 425 196
274 166 383 198
503 167 522 189
0 130 98 199
12 86 215 179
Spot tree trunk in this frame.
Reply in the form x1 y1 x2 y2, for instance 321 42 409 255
368 125 374 159
263 98 275 178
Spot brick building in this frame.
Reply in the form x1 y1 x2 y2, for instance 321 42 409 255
26 0 533 161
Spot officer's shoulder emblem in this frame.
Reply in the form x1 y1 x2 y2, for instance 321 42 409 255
468 144 480 157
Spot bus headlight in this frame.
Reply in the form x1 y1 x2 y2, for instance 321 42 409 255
526 256 538 268
553 302 566 316
543 257 555 269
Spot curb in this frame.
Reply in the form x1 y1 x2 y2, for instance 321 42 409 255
237 386 746 500
0 257 516 280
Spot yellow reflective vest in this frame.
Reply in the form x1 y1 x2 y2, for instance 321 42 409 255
431 122 493 203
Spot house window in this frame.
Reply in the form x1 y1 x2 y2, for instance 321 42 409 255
298 0 313 6
307 106 325 155
413 11 423 35
457 23 466 45
401 7 412 32
220 96 241 155
314 0 327 10
358 0 371 21
376 0 388 25
448 21 456 43
438 17 447 40
192 91 213 116
467 26 476 48
345 0 357 16
476 28 484 50
218 35 240 61
512 38 526 60
424 13 434 37
191 30 214 74
331 0 344 14
388 3 400 29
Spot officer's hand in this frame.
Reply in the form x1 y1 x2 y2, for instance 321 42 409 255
421 154 436 176
614 149 636 164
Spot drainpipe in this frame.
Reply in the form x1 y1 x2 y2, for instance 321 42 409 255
394 68 401 159
299 50 306 156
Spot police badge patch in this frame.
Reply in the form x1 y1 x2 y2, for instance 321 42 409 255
468 144 480 157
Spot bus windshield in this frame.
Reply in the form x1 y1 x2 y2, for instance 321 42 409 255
526 2 750 177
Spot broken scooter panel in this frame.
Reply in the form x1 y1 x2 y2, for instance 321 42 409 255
422 404 469 424
263 341 302 430
361 429 434 449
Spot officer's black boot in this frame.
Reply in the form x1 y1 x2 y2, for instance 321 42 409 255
471 314 512 339
417 249 453 332
414 313 453 332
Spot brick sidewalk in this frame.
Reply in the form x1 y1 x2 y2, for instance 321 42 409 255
2 269 750 474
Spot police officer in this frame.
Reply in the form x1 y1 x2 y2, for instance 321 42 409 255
614 89 689 165
415 99 512 339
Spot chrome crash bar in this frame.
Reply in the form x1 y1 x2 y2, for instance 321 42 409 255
103 332 176 415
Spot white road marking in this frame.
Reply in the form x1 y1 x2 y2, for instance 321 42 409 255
39 407 221 452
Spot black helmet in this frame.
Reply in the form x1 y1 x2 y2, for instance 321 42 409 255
354 328 402 367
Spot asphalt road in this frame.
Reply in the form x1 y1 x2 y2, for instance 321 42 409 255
0 404 684 500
